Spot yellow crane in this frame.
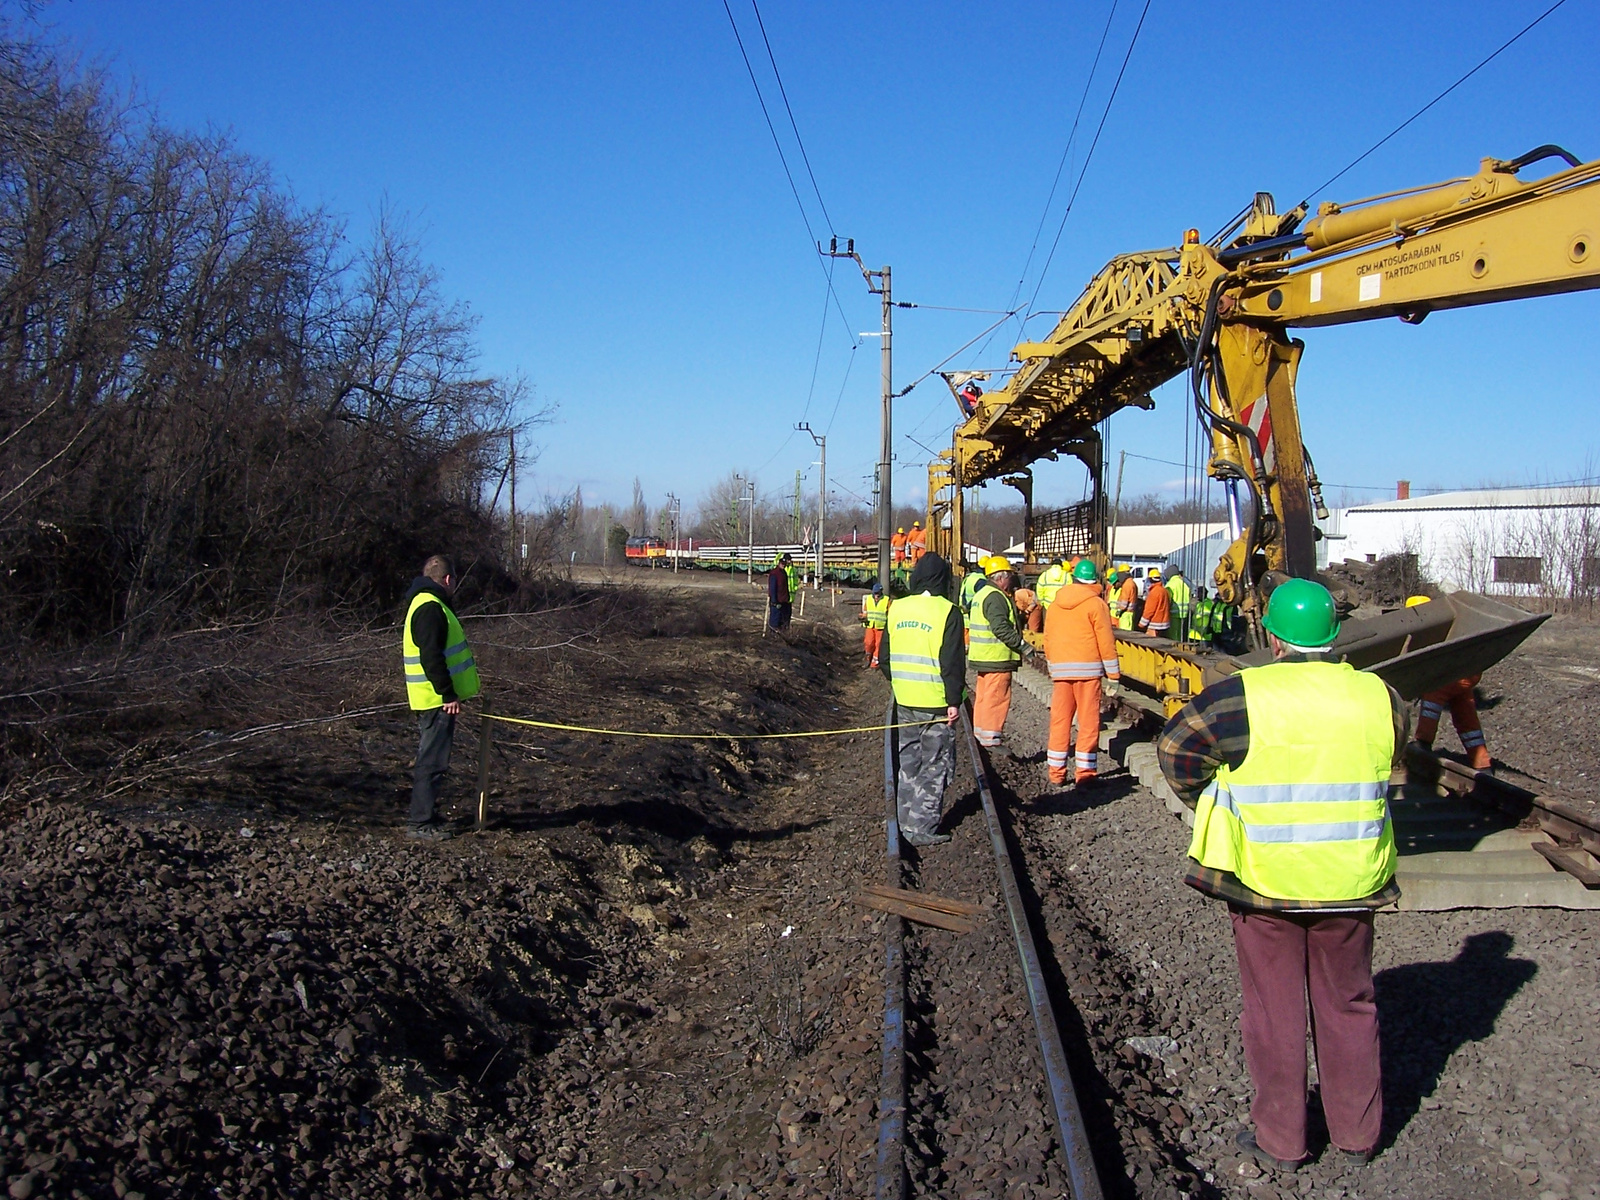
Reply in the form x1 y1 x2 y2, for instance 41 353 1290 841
931 146 1600 705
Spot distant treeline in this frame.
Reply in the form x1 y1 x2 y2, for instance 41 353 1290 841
0 24 535 641
548 471 1209 563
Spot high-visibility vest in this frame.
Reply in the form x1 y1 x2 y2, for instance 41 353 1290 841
1116 607 1135 630
402 592 481 710
967 584 1020 667
1166 574 1192 618
1187 659 1396 901
887 592 955 709
862 594 890 628
959 571 988 626
1035 564 1068 606
785 565 800 598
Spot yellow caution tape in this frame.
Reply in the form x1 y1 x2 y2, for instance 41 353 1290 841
480 712 939 741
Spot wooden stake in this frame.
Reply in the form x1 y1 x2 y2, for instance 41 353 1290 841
476 699 493 830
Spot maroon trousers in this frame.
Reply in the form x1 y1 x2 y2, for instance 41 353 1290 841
1229 908 1382 1162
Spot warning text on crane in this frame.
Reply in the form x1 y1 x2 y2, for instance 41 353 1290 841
1355 242 1461 284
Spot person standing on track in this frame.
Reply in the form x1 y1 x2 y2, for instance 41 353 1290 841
768 554 793 630
401 555 481 841
1035 556 1068 610
1139 568 1172 637
880 553 964 848
1112 566 1140 630
891 526 908 569
967 556 1030 750
1404 596 1492 770
1156 578 1405 1174
1043 559 1120 787
860 582 890 668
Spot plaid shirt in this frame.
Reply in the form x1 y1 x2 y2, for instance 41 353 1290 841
1156 653 1409 913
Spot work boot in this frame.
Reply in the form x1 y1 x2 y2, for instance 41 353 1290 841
903 830 952 848
406 822 455 842
1467 746 1492 772
1235 1130 1301 1173
1335 1145 1376 1167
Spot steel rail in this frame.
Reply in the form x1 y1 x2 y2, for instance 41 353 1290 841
875 700 908 1200
961 708 1106 1200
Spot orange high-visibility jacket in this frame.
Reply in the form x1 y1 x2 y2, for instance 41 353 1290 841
890 532 908 557
1116 577 1138 611
906 527 927 557
1140 580 1171 630
1044 582 1120 680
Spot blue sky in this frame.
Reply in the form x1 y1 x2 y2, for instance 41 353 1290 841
36 0 1600 518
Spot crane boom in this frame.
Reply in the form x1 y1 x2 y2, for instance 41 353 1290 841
935 149 1600 620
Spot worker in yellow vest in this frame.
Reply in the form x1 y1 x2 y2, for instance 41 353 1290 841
880 553 964 848
401 555 482 840
1164 565 1193 641
1156 579 1405 1173
1035 556 1068 608
860 582 890 668
967 556 1029 749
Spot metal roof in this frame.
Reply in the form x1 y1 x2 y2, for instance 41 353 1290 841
1347 485 1600 514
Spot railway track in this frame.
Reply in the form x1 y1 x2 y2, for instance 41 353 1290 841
873 702 1106 1200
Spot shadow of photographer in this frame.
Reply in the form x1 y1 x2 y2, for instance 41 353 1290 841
1373 930 1537 1146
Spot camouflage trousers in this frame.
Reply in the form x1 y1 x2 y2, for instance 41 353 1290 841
895 706 955 838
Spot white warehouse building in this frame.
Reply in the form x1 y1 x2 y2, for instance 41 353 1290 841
1325 486 1600 598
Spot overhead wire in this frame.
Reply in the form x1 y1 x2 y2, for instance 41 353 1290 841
749 0 835 233
1297 0 1572 206
1025 0 1154 314
969 0 1120 369
720 0 856 343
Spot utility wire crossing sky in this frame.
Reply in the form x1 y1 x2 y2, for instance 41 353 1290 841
41 0 1600 514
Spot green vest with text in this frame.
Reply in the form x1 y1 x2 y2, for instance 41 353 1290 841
1035 563 1068 606
887 592 955 709
403 592 481 711
966 584 1020 667
1186 659 1395 901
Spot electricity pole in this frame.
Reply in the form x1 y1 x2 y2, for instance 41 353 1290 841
824 238 892 589
797 423 825 590
735 475 756 585
666 492 681 574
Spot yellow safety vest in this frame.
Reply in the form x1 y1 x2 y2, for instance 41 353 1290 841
1187 659 1396 901
958 570 987 627
1166 574 1192 619
887 592 954 709
1035 564 1068 607
785 564 800 598
967 584 1020 667
862 594 890 628
402 592 481 711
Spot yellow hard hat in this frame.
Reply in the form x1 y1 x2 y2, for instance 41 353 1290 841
987 555 1012 573
1405 594 1432 608
1117 563 1131 572
1148 567 1162 580
897 527 905 534
912 520 921 527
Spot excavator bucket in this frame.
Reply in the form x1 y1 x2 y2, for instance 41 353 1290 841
1116 592 1548 711
1322 592 1549 700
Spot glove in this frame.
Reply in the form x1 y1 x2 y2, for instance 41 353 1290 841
1103 678 1120 699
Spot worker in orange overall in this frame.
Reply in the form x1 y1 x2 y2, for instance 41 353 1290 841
906 520 927 562
1139 567 1172 637
1044 559 1121 786
1112 567 1140 630
860 582 890 669
1404 596 1491 770
891 527 908 568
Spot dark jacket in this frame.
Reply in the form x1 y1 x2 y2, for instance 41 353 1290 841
768 565 791 605
879 553 965 707
972 579 1026 672
403 577 460 703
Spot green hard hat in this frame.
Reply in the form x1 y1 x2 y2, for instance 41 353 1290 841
1072 559 1100 582
1261 578 1340 647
